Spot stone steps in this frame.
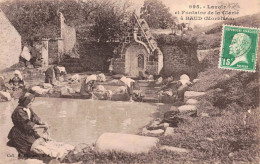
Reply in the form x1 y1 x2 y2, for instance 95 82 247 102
142 96 160 103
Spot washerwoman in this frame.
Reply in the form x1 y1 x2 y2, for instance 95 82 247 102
120 76 142 102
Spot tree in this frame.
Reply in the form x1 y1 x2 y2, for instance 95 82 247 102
140 0 177 29
0 0 133 43
91 0 133 42
59 0 100 27
168 15 178 34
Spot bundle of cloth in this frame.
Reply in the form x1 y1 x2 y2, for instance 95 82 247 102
68 74 81 84
92 85 112 100
97 73 106 82
30 136 74 161
0 75 11 101
80 74 109 100
31 86 50 95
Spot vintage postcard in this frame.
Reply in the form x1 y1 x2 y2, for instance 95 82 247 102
0 0 259 163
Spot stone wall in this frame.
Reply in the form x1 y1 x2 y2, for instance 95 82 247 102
197 48 220 62
159 45 199 79
48 40 58 64
146 61 158 75
197 48 220 69
113 58 125 74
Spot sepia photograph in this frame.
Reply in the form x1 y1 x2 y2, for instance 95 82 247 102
0 0 259 163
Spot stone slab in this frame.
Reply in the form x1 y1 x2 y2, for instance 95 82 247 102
164 127 175 136
0 91 11 101
184 91 206 99
178 105 197 113
95 133 159 154
160 145 190 153
143 128 164 135
186 99 198 105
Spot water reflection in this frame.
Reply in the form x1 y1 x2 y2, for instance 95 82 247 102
0 97 157 147
31 97 157 145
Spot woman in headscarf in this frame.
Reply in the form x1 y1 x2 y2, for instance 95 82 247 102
45 66 59 85
8 92 74 161
9 70 25 90
177 74 192 101
80 75 97 98
56 66 67 81
80 74 107 98
120 76 142 102
7 93 49 157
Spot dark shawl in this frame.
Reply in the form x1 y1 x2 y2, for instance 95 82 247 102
7 93 42 154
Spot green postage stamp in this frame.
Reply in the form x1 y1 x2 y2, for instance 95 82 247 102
219 25 259 72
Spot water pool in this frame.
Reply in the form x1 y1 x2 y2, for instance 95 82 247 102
0 97 158 146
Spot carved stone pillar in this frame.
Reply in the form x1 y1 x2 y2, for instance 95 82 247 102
57 39 64 64
41 39 49 67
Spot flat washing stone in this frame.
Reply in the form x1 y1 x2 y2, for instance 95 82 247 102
186 99 198 105
95 133 159 154
184 91 206 99
178 105 197 113
143 128 164 135
0 91 11 101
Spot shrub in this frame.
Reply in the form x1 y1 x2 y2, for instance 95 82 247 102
154 34 198 48
159 110 260 163
77 41 116 71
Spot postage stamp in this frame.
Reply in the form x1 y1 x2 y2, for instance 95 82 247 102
219 25 259 72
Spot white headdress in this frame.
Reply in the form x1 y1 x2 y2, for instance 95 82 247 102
120 76 135 87
85 74 97 84
179 74 191 85
14 70 23 80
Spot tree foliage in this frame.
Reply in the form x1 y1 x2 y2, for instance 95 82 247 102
0 0 133 43
0 0 60 43
140 0 177 29
91 0 133 42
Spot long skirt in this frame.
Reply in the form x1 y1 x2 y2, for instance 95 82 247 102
45 75 54 84
8 127 40 155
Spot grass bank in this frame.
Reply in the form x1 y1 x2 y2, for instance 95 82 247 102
60 67 260 163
